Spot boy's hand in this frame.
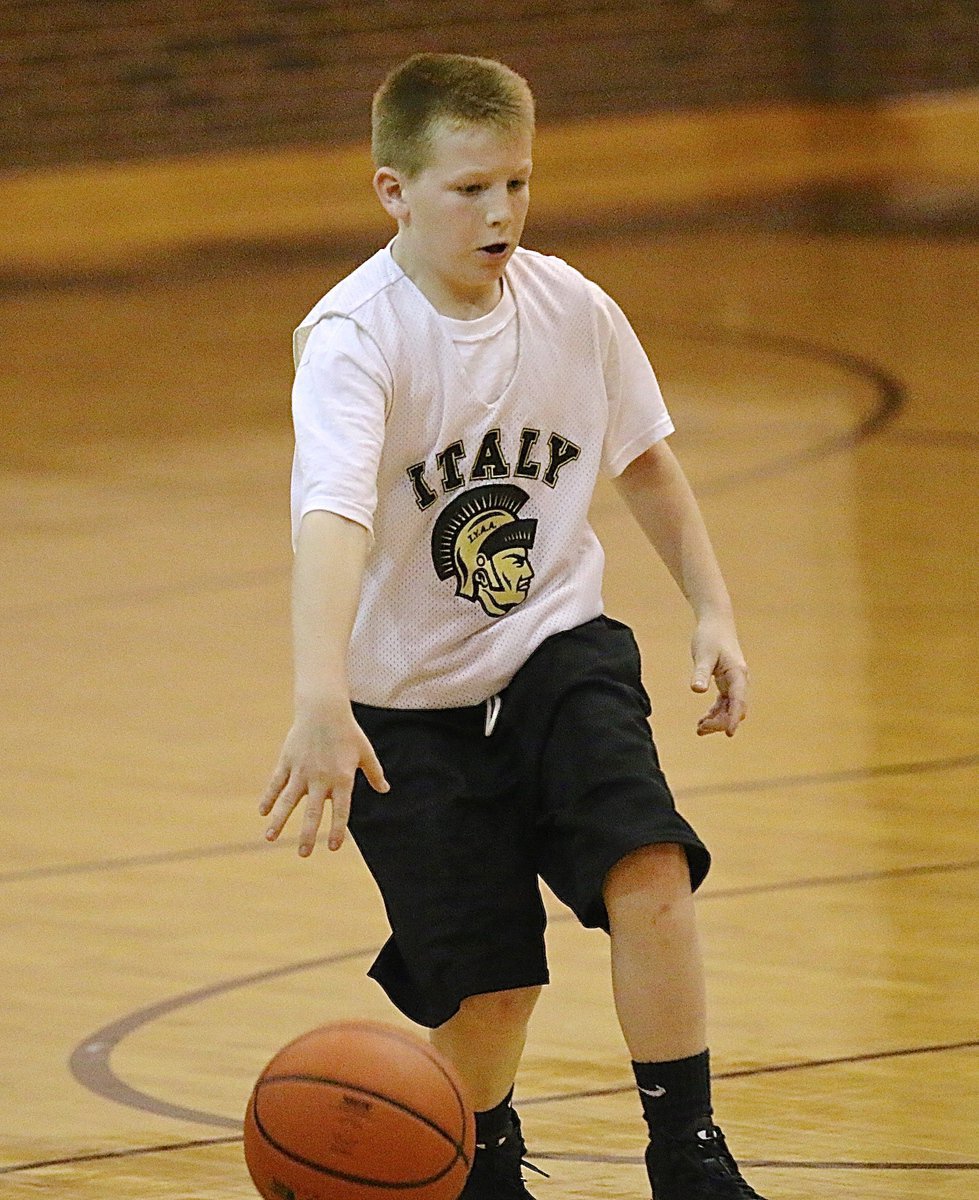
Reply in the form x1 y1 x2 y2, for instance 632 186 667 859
258 709 389 857
690 616 748 737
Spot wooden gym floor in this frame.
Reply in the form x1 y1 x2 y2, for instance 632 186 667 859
1 105 977 1199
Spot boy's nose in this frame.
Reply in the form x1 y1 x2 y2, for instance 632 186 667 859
486 200 513 227
485 187 517 226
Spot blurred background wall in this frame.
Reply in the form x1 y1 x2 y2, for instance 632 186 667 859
5 0 979 172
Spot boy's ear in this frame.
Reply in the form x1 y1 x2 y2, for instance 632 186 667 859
373 167 410 221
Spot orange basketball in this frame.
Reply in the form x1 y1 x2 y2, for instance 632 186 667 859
243 1020 475 1200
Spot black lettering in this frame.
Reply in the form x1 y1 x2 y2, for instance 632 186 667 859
469 429 510 481
436 440 466 492
542 433 581 487
514 428 542 480
406 461 438 510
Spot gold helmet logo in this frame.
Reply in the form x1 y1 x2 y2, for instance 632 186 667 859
431 485 537 618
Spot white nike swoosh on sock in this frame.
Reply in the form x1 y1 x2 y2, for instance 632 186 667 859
638 1084 667 1098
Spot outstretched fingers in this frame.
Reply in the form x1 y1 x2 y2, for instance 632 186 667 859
324 732 390 853
259 773 345 856
261 771 305 842
326 780 353 853
258 720 389 857
257 758 289 818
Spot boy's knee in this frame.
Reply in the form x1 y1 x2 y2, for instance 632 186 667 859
604 842 692 907
456 985 541 1027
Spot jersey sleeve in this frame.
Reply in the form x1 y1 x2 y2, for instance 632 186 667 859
290 315 390 546
589 280 675 477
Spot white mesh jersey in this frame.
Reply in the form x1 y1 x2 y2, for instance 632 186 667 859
291 245 673 709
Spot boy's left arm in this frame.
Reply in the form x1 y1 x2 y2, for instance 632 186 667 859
615 438 748 737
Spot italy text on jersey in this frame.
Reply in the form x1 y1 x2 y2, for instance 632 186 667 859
409 426 582 619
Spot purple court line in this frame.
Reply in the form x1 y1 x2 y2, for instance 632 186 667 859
64 950 978 1134
0 836 300 885
702 855 979 901
533 1154 979 1169
4 1145 978 1176
68 947 376 1129
521 1038 979 1106
4 750 976 886
0 1136 243 1176
7 1037 979 1175
677 751 979 798
654 322 905 497
1 321 905 626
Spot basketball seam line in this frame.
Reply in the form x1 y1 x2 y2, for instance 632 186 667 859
249 1081 471 1186
265 1023 471 1164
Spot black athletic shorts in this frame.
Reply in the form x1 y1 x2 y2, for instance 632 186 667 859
348 614 710 1028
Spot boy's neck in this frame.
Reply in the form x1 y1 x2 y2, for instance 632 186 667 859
390 237 504 320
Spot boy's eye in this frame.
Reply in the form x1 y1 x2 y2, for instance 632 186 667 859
455 180 527 196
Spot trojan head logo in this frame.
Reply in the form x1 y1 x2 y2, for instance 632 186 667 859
431 484 537 618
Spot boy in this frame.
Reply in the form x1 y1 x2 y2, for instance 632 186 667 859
260 52 767 1200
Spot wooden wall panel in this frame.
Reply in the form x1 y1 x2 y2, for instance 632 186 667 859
5 1 979 170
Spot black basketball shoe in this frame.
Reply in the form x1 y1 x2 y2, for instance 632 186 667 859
645 1118 767 1199
459 1109 547 1200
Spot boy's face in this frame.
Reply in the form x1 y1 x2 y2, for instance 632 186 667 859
375 119 533 318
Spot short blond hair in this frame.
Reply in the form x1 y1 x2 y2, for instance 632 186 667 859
372 53 535 177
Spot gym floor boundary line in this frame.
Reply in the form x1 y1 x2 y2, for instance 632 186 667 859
4 1144 977 1178
8 1036 979 1177
4 1140 977 1179
0 321 904 626
652 322 904 497
67 907 979 1134
4 750 975 885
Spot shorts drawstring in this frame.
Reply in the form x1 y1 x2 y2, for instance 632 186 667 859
484 693 502 737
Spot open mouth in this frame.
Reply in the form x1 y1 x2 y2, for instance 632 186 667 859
480 242 509 257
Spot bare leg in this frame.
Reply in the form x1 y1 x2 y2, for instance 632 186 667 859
604 843 707 1061
430 986 542 1111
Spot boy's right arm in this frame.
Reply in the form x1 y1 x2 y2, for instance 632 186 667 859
258 509 389 857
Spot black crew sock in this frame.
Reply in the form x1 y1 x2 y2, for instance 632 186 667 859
474 1087 515 1149
632 1049 712 1134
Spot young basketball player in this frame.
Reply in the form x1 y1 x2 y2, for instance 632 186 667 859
260 53 768 1200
